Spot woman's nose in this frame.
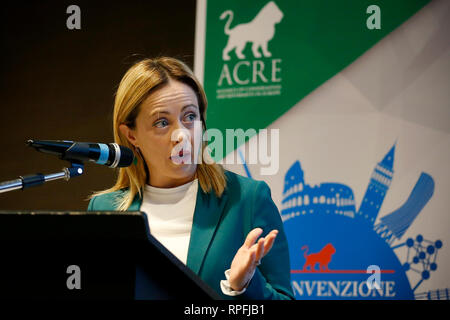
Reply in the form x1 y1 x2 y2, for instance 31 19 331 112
172 122 190 144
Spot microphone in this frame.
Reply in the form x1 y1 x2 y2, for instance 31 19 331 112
27 140 135 168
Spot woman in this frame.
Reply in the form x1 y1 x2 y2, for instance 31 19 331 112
87 57 294 300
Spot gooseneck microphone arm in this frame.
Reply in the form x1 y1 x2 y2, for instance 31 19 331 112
0 161 84 194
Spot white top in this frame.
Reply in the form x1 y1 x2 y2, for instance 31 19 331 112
140 179 198 265
139 178 248 296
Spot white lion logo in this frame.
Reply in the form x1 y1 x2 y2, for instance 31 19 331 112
220 1 284 61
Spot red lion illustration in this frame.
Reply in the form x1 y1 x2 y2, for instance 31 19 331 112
301 243 336 272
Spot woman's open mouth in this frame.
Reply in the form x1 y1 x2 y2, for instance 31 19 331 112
170 148 191 164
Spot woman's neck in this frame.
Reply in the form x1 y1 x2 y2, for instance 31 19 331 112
147 173 197 189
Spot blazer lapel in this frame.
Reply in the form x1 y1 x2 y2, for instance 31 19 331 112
125 185 229 275
128 192 142 211
186 186 228 274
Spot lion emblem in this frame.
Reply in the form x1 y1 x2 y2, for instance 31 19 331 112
220 1 284 61
301 243 336 272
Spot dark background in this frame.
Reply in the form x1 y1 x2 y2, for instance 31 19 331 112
0 0 196 210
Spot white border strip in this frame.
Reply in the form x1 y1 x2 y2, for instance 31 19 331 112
194 0 207 85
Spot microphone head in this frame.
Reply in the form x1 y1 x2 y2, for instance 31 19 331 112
27 139 135 168
117 145 135 167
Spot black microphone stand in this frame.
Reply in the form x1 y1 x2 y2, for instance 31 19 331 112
0 161 84 194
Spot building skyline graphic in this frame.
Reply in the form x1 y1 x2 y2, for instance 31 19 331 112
281 160 356 220
277 143 444 297
280 143 435 245
281 144 397 225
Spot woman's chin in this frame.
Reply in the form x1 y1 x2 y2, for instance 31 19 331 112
168 159 196 174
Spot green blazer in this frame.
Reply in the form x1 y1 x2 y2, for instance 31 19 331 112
87 170 294 300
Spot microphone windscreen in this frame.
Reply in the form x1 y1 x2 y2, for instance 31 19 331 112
117 146 135 167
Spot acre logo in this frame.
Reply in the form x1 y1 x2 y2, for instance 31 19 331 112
216 1 284 100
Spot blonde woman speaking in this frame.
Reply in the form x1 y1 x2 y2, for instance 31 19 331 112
87 57 294 300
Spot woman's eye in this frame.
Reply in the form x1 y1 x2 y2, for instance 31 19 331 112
184 113 197 122
154 119 169 128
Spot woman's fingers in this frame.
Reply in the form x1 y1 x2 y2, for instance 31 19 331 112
254 238 265 263
252 229 279 262
229 229 280 291
263 230 278 256
243 228 279 265
244 228 263 249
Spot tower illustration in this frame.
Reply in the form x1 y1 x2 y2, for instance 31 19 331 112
375 172 435 245
357 143 395 225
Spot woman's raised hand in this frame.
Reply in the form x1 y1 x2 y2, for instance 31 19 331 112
228 228 278 291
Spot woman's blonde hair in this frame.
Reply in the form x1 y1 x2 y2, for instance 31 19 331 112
89 57 227 210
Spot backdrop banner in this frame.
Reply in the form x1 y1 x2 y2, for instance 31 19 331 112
195 0 449 300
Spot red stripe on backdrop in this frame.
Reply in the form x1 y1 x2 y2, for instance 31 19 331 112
291 270 395 274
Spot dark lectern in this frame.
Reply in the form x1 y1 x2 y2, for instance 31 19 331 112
0 211 220 299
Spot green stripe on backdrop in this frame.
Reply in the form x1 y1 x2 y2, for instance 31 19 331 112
202 0 430 160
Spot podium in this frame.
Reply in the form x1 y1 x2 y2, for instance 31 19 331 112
0 210 220 299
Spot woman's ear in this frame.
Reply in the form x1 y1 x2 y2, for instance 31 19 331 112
119 123 138 147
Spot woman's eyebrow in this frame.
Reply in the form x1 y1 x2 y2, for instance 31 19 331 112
149 104 198 118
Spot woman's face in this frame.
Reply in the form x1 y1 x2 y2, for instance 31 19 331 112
122 80 202 188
